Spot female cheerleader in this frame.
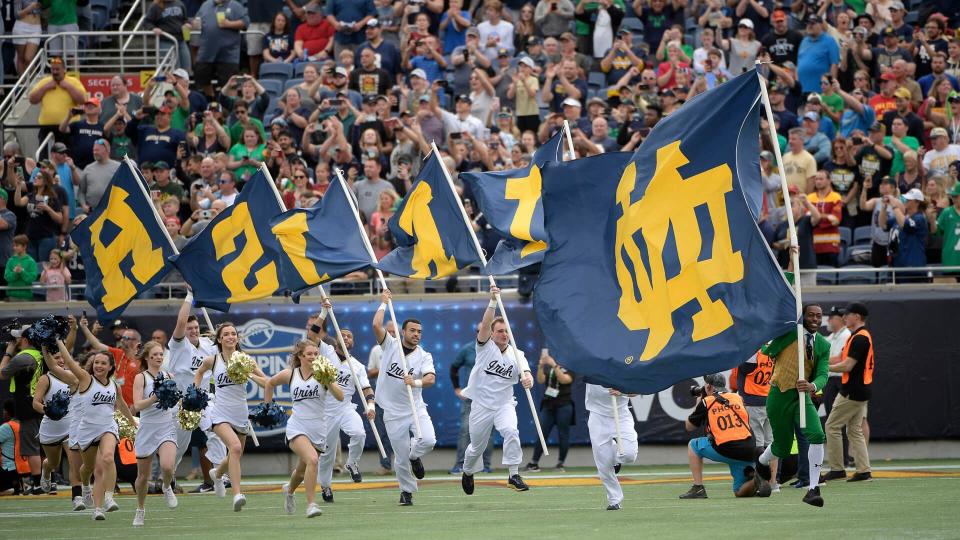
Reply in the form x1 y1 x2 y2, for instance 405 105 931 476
194 323 268 512
58 338 137 521
131 341 179 526
32 345 81 508
264 340 343 518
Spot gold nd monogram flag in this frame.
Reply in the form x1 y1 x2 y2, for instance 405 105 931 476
534 70 797 394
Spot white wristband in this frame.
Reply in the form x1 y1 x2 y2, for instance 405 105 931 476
185 292 194 303
413 379 423 388
377 302 386 312
488 299 497 309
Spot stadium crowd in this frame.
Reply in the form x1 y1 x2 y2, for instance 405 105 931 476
3 0 960 300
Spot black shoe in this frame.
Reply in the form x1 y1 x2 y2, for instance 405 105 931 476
508 474 529 492
820 470 846 483
802 486 824 507
606 503 621 510
754 476 772 497
679 484 707 499
755 460 771 481
522 463 540 472
189 483 214 493
321 486 334 502
346 464 362 483
555 462 565 473
47 482 57 495
461 473 474 495
847 472 872 482
147 481 161 495
29 485 44 495
398 491 413 506
410 457 425 480
614 463 621 474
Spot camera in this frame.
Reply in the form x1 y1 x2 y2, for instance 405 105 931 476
199 209 212 220
851 136 863 145
689 385 708 398
0 318 22 343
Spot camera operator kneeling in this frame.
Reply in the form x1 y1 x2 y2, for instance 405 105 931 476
680 373 771 499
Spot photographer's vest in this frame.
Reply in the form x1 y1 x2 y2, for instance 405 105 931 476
704 393 751 445
770 338 814 391
8 349 42 395
841 328 875 386
6 420 32 474
742 352 774 397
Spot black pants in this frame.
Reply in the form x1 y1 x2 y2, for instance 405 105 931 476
531 402 574 465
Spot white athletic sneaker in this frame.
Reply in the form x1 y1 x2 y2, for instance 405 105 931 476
82 485 94 507
232 493 246 512
282 483 295 515
40 475 51 493
211 469 225 498
305 502 322 518
72 496 86 511
771 483 781 494
104 496 119 512
92 508 105 521
133 508 145 527
163 485 179 508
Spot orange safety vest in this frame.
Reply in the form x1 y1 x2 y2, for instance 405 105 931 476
118 438 137 465
743 352 774 397
8 420 32 474
705 393 752 445
841 327 874 386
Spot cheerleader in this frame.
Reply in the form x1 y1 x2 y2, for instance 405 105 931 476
264 340 343 518
58 338 138 521
131 341 179 527
32 345 81 508
193 323 268 512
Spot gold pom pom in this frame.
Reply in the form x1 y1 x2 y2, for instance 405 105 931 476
177 407 202 431
226 351 256 384
311 355 338 386
114 411 137 441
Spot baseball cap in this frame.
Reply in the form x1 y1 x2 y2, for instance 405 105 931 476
760 150 773 161
456 94 472 104
882 26 897 37
788 184 800 195
158 105 173 114
141 161 155 170
85 97 101 107
617 28 631 36
894 87 912 99
466 27 479 38
526 36 541 46
304 3 323 13
334 66 348 77
931 127 949 138
172 68 190 80
497 48 509 57
366 18 380 28
880 71 897 81
903 188 924 201
889 1 904 10
270 116 288 126
807 93 822 103
559 31 575 41
363 94 378 104
111 319 128 329
771 9 787 22
869 121 884 132
153 161 170 170
51 142 68 153
828 306 844 317
768 82 784 93
518 56 536 69
844 302 869 317
417 94 431 103
949 182 960 197
0 189 7 201
164 216 181 227
561 97 581 108
410 68 427 80
803 111 819 122
881 175 897 186
806 14 822 24
738 18 754 29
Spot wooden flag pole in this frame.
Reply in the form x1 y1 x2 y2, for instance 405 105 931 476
755 65 807 428
611 395 624 455
315 286 388 459
429 142 550 457
561 120 576 161
333 168 423 439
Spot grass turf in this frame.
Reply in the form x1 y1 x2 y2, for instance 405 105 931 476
1 461 957 539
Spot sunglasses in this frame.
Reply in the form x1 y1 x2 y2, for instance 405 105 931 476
219 178 233 184
294 174 308 179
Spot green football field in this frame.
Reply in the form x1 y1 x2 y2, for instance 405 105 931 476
1 461 957 539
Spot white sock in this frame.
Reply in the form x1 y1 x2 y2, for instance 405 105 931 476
508 466 519 476
759 445 773 466
808 443 824 490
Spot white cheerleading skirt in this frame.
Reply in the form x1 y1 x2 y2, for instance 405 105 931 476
39 413 72 446
209 395 249 434
135 420 177 458
76 420 119 451
285 414 327 451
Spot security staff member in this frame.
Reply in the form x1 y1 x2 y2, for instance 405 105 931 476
823 302 874 483
731 351 777 484
680 373 770 499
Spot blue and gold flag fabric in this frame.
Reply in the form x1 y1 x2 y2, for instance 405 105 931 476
534 69 796 394
460 130 566 275
72 161 173 320
375 151 481 279
170 170 286 311
269 176 372 299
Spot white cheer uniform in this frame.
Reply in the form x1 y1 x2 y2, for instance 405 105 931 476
208 354 251 435
461 339 530 475
38 373 72 445
68 385 85 450
285 363 332 450
168 335 218 466
317 349 370 488
585 383 638 507
375 336 437 494
135 371 178 458
75 377 120 451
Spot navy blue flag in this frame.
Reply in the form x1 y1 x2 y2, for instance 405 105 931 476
72 161 174 320
170 170 286 311
268 176 372 299
461 130 567 275
376 151 482 279
534 69 796 394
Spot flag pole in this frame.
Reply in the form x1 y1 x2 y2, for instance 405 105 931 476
611 394 624 455
561 120 576 161
256 164 389 456
334 168 423 439
755 65 807 428
122 157 216 332
429 142 550 457
316 285 388 459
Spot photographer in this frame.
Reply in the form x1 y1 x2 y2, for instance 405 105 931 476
680 373 770 500
0 324 45 494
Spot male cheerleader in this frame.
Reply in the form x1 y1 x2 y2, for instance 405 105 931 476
461 286 533 495
372 290 437 506
584 383 638 510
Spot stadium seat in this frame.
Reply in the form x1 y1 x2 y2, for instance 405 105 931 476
283 78 304 91
588 71 606 89
259 79 282 98
837 265 876 285
816 265 837 285
853 226 872 246
905 10 919 24
838 226 852 266
620 18 643 34
91 7 107 30
259 63 293 82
